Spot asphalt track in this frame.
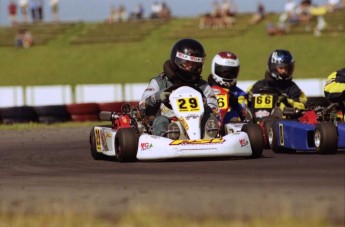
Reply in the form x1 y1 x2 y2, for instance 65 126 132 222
0 126 344 225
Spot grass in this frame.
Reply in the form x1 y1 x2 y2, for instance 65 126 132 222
0 13 344 87
0 209 332 227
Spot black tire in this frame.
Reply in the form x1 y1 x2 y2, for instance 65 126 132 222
262 116 278 149
89 127 104 160
33 105 70 118
268 121 296 153
314 122 338 154
0 106 38 123
241 123 264 158
115 128 138 162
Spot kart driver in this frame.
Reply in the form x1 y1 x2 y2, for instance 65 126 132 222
324 68 345 121
139 38 219 136
247 49 307 117
207 51 251 124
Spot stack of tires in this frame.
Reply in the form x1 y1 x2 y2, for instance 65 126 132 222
0 101 139 124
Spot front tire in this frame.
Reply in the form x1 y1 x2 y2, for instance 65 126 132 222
241 123 264 158
314 122 337 154
115 128 139 162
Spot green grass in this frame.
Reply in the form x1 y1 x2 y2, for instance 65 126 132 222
0 13 344 86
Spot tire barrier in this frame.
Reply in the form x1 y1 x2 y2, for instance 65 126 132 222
33 105 71 124
66 103 100 122
0 97 331 124
0 106 38 124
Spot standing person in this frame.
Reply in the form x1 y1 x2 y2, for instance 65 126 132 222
247 49 307 116
208 51 250 125
139 38 219 136
50 0 59 22
19 0 29 23
8 0 18 27
29 0 39 23
37 0 44 21
324 68 345 121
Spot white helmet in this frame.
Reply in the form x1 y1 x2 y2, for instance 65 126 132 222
211 51 240 88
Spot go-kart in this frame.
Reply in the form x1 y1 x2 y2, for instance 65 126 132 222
211 86 286 147
247 87 294 147
90 85 264 162
268 103 345 154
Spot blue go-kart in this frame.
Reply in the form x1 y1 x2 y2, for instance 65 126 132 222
268 103 345 154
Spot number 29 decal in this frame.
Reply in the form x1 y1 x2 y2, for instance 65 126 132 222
177 97 200 112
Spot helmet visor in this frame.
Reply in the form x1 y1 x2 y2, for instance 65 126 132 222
272 63 294 78
215 63 239 79
175 51 204 74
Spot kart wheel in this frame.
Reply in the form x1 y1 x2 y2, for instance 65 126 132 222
262 117 277 149
115 128 138 162
241 123 264 158
314 122 337 154
90 127 104 160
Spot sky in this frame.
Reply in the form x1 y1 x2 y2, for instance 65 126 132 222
0 0 329 26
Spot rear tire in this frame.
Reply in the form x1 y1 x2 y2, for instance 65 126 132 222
115 128 138 162
241 123 264 158
262 116 277 148
314 122 337 154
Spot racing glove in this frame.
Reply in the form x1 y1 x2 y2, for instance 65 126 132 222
158 90 171 103
278 93 288 104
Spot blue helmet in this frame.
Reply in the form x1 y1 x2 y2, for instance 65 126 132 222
267 49 295 81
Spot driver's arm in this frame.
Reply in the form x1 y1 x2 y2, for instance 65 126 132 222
285 91 307 109
203 85 220 115
139 79 162 116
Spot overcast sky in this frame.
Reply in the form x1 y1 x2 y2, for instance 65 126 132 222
0 0 328 26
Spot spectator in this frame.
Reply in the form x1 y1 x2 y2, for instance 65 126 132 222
15 29 34 48
19 0 29 23
29 0 39 23
327 0 340 12
37 0 44 21
279 0 299 25
211 0 221 18
50 0 59 22
159 2 171 18
150 1 162 19
220 0 231 16
107 5 118 23
296 0 312 24
118 5 128 22
8 0 18 27
266 20 287 36
249 2 266 24
131 3 144 20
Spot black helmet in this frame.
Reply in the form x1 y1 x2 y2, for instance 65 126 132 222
267 49 295 81
170 38 206 82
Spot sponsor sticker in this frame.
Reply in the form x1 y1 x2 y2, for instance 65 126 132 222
170 138 224 145
140 142 153 150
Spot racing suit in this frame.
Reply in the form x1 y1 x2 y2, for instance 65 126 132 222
208 75 248 123
247 71 307 110
324 68 345 121
139 60 219 136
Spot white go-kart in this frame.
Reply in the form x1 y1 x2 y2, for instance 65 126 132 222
90 85 264 162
